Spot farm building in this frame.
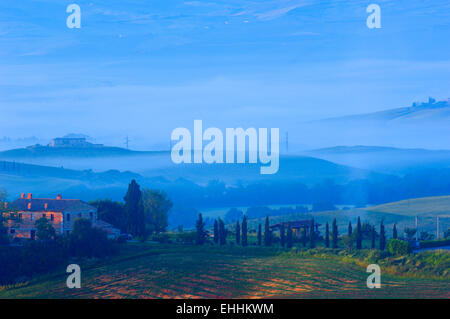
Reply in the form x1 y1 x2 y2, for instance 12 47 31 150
2 193 120 240
269 220 320 237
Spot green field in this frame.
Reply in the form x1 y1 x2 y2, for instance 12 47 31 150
1 244 448 299
367 196 450 217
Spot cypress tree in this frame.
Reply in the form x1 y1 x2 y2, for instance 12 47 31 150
287 222 293 248
371 225 376 249
280 223 286 247
393 224 398 239
325 222 330 248
235 220 241 244
347 221 353 250
195 213 206 245
213 220 219 244
242 215 248 246
332 218 338 249
124 179 145 237
301 227 307 247
380 220 386 250
264 216 271 246
257 223 262 246
219 218 226 245
309 218 315 248
356 217 362 250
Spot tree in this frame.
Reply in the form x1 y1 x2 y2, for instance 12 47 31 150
0 214 9 245
90 199 126 232
380 220 386 250
331 218 338 249
264 216 271 246
444 228 450 239
301 227 307 247
404 227 417 242
141 189 172 234
242 216 248 246
257 223 262 246
419 231 434 241
35 217 56 241
218 218 226 245
213 220 219 244
286 222 293 248
347 221 353 250
356 217 362 250
371 225 376 249
69 218 112 258
325 222 330 248
280 223 286 248
235 221 241 244
309 218 315 248
393 223 398 239
195 213 207 245
124 179 145 237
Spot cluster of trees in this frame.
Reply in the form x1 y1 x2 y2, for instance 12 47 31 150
0 218 117 285
160 168 450 215
195 214 402 252
90 179 173 238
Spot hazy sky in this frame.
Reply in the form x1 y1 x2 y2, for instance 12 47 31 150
0 0 449 148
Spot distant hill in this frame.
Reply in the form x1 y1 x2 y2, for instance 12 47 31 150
367 195 450 218
0 145 166 159
321 98 450 124
304 145 450 174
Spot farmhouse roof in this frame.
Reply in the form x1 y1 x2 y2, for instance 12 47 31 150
11 194 96 213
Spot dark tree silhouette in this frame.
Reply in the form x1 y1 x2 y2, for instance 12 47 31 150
195 213 207 245
287 222 293 248
309 218 315 248
235 220 241 244
219 218 226 245
331 218 338 248
393 224 398 239
242 215 248 246
264 216 272 246
356 217 362 250
213 220 219 244
124 179 145 237
380 220 386 250
280 223 286 248
325 222 330 248
257 223 262 246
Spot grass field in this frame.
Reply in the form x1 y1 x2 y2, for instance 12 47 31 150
1 244 448 299
367 196 450 217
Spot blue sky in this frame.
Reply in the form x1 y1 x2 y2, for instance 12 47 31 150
0 0 449 148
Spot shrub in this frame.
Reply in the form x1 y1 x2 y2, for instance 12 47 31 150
387 239 410 256
420 239 450 248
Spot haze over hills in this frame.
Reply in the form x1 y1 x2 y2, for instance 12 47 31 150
293 98 450 150
304 145 450 174
320 98 450 124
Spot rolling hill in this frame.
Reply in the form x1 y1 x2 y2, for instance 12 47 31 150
304 145 450 174
367 195 450 218
320 98 450 124
0 144 165 159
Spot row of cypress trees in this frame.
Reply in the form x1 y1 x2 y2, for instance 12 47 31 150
198 213 390 251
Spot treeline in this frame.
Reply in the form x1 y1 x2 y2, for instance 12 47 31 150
193 214 433 256
90 179 173 239
167 168 450 211
0 218 117 285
